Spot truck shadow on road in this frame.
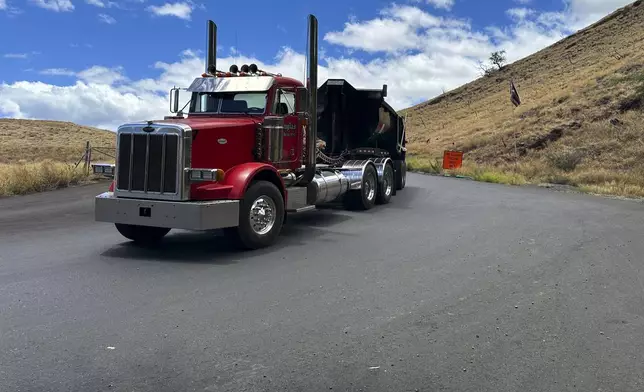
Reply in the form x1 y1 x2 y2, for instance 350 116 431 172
310 186 423 211
100 209 355 264
387 186 424 209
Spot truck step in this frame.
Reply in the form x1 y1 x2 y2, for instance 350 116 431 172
287 205 316 213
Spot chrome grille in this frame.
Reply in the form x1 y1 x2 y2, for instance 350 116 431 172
114 123 191 201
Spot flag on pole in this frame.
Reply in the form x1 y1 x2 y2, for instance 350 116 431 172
510 80 521 107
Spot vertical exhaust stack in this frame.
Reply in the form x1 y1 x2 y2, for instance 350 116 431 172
206 20 217 74
301 14 318 185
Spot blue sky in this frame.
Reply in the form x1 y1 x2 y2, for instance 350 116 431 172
2 0 564 82
0 0 633 129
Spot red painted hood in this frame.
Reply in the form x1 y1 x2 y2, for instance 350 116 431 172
161 116 261 180
160 116 261 130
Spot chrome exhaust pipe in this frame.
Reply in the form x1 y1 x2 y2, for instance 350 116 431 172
301 14 318 185
206 20 217 74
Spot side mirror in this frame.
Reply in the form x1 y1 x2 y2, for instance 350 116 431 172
169 87 180 113
382 84 388 98
295 86 307 113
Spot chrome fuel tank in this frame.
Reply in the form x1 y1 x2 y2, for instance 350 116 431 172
311 169 350 204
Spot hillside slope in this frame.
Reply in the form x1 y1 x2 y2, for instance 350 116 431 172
0 119 116 196
0 119 116 164
403 0 644 197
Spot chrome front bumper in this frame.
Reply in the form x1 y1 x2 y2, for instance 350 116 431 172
95 192 239 230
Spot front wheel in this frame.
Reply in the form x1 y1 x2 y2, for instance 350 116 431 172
115 223 170 244
224 180 285 250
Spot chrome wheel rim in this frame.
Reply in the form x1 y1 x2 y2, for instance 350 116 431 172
384 168 393 197
249 196 277 235
364 173 376 201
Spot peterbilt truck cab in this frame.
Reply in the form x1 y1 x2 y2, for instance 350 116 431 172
93 14 407 250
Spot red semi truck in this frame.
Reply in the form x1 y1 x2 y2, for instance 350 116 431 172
93 14 407 249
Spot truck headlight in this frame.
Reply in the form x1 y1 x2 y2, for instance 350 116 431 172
186 168 225 182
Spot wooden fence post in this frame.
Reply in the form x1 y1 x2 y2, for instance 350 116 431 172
84 141 91 174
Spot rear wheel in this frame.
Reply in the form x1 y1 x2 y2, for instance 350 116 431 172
394 160 407 190
115 223 170 244
376 162 394 204
224 180 285 250
344 163 378 210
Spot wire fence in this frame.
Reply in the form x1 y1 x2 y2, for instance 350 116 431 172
74 141 116 174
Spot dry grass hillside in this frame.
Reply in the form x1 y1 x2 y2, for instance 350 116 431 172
0 119 116 164
0 119 116 196
403 0 644 197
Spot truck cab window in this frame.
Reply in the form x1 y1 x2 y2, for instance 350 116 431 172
190 92 267 114
191 93 220 113
222 93 267 114
276 90 296 115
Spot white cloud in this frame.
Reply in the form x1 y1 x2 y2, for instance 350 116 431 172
514 0 532 4
424 0 455 10
4 51 40 59
0 81 163 130
85 0 122 8
77 66 127 85
536 11 568 28
98 13 116 24
323 3 561 63
147 2 192 20
324 17 420 53
324 5 458 53
2 4 24 16
30 0 74 12
0 1 635 131
565 0 634 16
4 53 29 59
40 68 76 76
564 0 635 28
506 7 536 21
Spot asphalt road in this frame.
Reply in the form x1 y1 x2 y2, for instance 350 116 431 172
1 174 644 392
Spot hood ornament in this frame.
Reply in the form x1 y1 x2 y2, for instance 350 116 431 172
142 120 154 133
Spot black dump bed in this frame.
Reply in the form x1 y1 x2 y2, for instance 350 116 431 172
316 79 406 160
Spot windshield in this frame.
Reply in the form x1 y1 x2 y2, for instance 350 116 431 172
190 92 267 114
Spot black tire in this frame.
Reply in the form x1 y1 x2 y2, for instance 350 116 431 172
376 162 394 204
115 223 170 244
224 180 284 250
394 160 407 190
343 163 378 211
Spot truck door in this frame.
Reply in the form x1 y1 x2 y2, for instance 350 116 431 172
274 89 302 167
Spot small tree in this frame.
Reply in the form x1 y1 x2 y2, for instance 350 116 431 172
476 60 495 77
475 50 508 77
489 50 507 70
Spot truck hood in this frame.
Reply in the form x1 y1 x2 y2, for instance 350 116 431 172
159 116 261 130
159 115 261 178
